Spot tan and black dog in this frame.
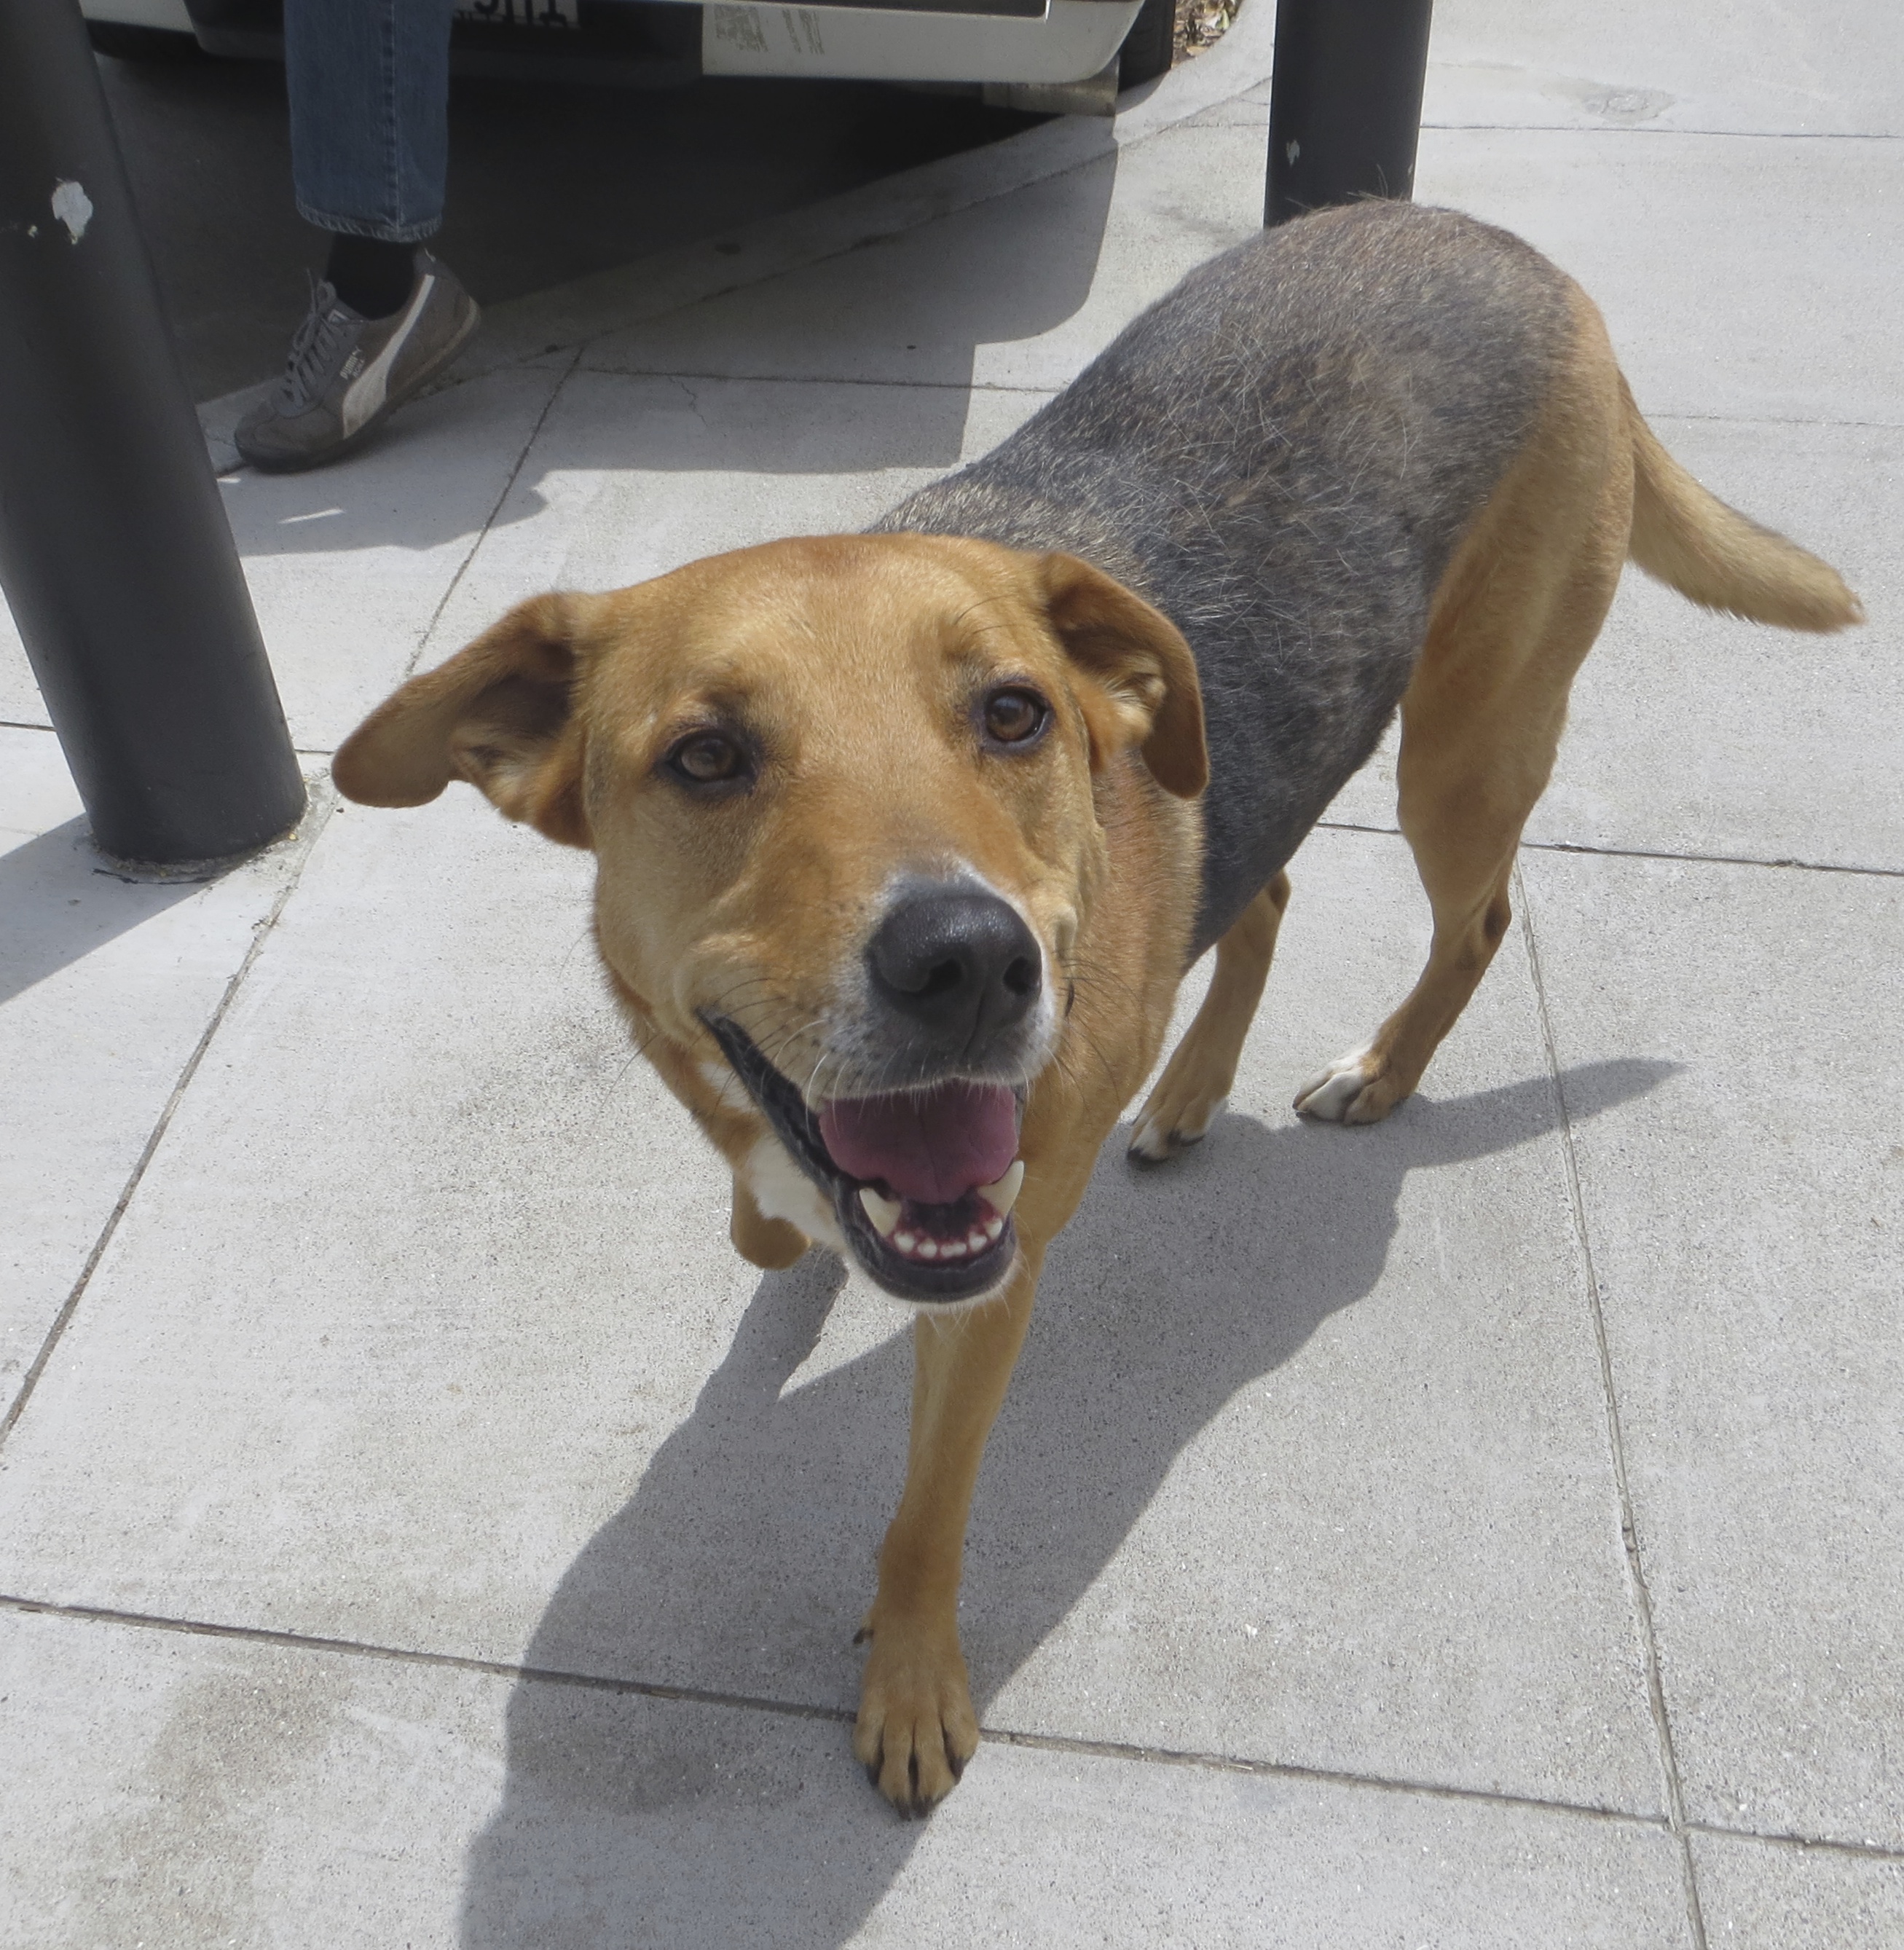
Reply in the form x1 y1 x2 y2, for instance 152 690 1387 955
334 203 1859 1815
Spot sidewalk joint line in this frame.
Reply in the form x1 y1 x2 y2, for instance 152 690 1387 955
1519 838 1903 878
1683 1819 1904 1865
0 1592 1674 1836
0 792 339 1455
401 347 583 683
0 1591 856 1726
979 1721 1667 1831
1318 818 1903 881
569 363 1058 398
12 1589 1898 1861
1646 409 1904 432
0 718 54 734
1515 864 1710 1950
1417 123 1900 142
16 1591 1903 1862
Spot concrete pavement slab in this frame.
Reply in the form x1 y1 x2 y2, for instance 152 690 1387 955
1425 0 1902 137
1691 1831 1904 1950
1208 0 1900 139
1415 130 1903 426
0 806 1664 1817
425 372 1053 654
581 120 1264 395
0 726 321 1428
1519 850 1904 1851
0 1604 1696 1950
1328 417 1901 870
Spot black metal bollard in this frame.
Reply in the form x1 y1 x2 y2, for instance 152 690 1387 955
1265 0 1434 228
0 0 304 864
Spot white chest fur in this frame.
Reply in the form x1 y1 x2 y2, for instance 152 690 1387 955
742 1133 844 1251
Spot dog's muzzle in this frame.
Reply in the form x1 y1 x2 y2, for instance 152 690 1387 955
703 882 1047 1302
705 1016 1027 1305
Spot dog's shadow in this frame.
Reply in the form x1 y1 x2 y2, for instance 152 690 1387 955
459 1058 1672 1946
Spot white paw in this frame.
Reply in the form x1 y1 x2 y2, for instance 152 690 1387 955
1293 1049 1377 1123
1128 1093 1225 1162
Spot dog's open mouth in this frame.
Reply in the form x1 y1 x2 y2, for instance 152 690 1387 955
704 1018 1024 1305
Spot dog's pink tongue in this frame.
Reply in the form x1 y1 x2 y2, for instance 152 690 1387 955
819 1082 1019 1206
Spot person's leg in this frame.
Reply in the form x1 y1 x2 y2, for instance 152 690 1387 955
239 0 479 470
286 0 455 248
321 232 417 321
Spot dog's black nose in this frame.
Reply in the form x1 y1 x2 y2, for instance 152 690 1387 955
867 886 1042 1054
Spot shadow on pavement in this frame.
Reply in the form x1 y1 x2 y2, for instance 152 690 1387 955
0 818 204 1007
460 1056 1676 1947
103 47 1048 403
217 127 1117 559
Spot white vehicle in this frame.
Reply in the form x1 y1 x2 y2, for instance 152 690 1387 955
82 0 1176 114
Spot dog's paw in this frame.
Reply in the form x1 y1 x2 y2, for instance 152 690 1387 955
1293 1047 1404 1125
1128 1064 1227 1162
1128 1093 1225 1163
852 1613 978 1817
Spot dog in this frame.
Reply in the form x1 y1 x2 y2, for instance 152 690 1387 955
332 202 1860 1815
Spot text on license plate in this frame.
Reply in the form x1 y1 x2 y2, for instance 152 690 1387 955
455 0 580 28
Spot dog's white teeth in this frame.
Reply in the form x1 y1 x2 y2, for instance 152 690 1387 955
917 1239 939 1259
940 1238 968 1259
966 1230 988 1254
894 1230 918 1254
858 1186 903 1239
975 1159 1025 1220
983 1214 1004 1243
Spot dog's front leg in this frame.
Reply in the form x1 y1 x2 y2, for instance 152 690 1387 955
854 1248 1041 1815
729 1172 809 1270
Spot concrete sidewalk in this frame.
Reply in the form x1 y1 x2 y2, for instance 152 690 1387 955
3 3 1900 1943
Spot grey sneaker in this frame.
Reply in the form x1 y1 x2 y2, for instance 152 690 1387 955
235 252 480 471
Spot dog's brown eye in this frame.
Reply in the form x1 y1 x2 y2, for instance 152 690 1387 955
668 731 747 785
983 688 1049 746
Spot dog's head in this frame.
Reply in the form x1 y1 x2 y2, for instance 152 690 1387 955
333 533 1205 1304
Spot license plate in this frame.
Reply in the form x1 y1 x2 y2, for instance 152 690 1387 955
454 0 579 28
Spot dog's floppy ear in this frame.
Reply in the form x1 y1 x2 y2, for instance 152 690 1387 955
1037 552 1208 799
331 592 594 848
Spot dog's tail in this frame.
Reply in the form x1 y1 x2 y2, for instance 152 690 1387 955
1624 380 1862 632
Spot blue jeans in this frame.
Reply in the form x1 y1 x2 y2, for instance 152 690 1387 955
286 0 458 241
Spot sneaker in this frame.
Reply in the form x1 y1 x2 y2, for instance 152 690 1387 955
235 252 480 472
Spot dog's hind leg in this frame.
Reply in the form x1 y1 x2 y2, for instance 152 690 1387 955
1128 873 1291 1159
1293 640 1592 1125
1297 296 1632 1125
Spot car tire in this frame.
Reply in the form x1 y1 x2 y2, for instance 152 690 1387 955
1117 0 1176 90
87 23 204 61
